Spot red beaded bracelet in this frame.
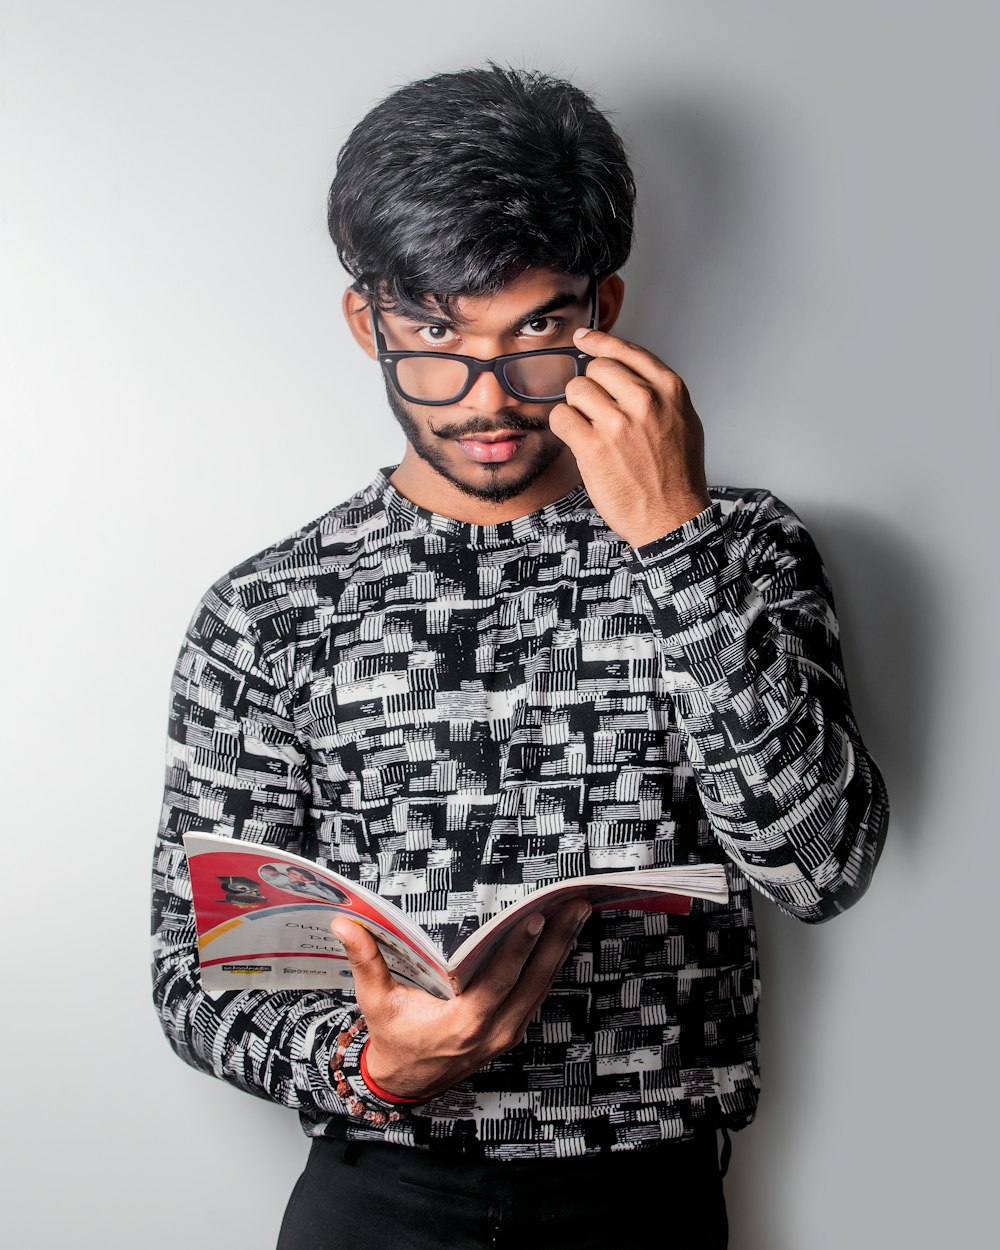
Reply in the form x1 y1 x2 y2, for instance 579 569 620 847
359 1037 427 1106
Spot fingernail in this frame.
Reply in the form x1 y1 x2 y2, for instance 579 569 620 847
573 327 592 340
527 914 545 936
574 904 591 929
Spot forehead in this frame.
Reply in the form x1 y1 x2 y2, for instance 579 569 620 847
395 269 591 327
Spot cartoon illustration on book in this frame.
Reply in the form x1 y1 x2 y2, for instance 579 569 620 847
216 875 266 906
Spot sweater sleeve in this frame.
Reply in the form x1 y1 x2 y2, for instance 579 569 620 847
150 574 408 1122
628 491 889 923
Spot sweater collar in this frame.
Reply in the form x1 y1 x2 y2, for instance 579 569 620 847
372 467 593 550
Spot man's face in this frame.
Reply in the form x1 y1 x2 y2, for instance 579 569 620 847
375 270 593 505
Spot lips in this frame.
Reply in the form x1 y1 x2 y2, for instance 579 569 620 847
455 432 526 463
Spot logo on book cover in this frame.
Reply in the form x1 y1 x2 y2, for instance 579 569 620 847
221 964 271 974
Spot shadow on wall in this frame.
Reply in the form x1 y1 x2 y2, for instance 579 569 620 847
722 506 930 1250
809 505 935 840
609 93 929 1249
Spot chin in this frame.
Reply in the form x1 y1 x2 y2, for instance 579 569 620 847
440 446 564 505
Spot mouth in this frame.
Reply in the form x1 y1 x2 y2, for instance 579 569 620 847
453 430 529 464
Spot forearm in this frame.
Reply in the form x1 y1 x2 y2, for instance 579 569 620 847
153 933 350 1108
630 494 889 922
151 573 411 1124
152 853 413 1124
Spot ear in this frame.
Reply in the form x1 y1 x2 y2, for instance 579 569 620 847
596 272 625 333
342 286 378 359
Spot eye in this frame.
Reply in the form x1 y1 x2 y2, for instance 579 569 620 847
415 324 458 347
518 315 564 339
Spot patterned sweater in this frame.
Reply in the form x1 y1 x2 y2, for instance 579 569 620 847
151 470 888 1160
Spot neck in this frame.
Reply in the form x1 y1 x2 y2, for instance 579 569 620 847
388 446 583 524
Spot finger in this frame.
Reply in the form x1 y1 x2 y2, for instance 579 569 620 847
470 905 547 990
562 371 664 435
509 909 591 1040
513 966 567 1045
573 326 674 386
494 942 588 1053
580 357 661 412
462 912 550 1010
489 903 591 1036
562 374 627 423
330 918 397 1002
547 399 598 449
521 903 590 989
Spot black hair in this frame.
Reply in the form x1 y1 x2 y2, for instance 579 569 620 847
327 63 636 317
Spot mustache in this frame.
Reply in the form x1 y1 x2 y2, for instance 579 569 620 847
433 413 549 440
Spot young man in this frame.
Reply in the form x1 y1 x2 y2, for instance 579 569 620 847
152 65 888 1249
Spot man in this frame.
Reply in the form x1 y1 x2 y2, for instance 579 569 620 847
152 64 888 1249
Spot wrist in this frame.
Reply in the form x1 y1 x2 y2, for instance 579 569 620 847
359 1038 427 1106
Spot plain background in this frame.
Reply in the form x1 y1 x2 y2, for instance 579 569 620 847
2 2 997 1246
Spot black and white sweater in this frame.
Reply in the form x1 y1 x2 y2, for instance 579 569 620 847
151 470 888 1159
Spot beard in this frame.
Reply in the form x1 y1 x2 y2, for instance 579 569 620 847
382 381 565 505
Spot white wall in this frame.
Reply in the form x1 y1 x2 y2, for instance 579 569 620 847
2 3 996 1246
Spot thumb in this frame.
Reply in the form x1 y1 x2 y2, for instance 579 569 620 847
330 918 397 1003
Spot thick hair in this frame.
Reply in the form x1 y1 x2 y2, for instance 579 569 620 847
327 63 636 317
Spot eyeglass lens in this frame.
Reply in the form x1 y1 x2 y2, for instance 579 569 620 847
502 353 580 400
395 356 474 403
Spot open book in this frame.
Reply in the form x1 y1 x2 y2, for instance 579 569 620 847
183 832 729 1000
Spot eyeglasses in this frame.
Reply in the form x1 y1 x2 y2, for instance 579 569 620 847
368 277 597 406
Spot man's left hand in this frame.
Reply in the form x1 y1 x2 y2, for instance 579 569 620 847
548 327 712 548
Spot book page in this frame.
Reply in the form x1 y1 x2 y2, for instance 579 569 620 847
448 867 729 991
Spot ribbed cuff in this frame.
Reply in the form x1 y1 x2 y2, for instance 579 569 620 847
627 501 723 567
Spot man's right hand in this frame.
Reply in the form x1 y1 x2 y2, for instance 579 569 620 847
330 902 591 1101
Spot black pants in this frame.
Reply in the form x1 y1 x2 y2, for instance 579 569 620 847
276 1132 729 1249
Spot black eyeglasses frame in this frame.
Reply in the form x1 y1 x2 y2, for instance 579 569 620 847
367 277 598 406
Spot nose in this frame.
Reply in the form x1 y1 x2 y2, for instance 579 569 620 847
463 365 515 412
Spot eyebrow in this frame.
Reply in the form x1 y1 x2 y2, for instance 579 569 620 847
415 289 588 332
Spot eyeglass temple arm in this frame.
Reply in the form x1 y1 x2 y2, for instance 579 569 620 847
367 299 389 355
